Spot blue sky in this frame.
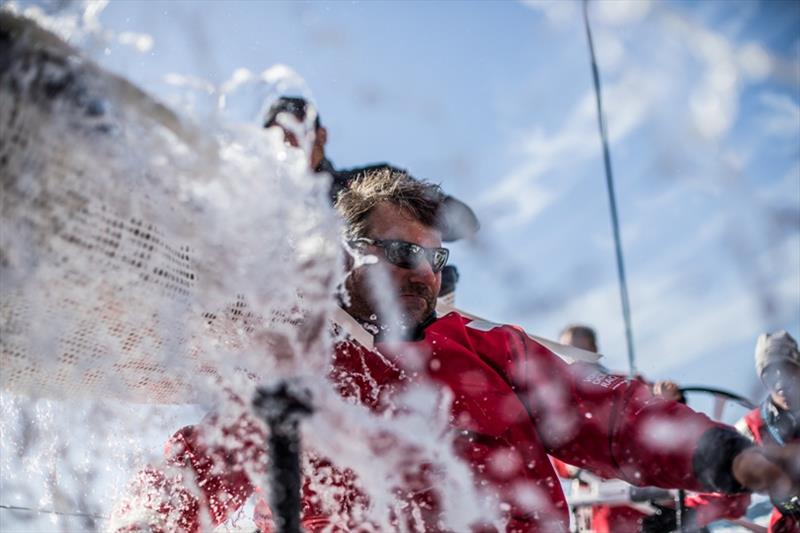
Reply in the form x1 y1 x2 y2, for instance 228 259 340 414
87 0 800 402
20 0 798 401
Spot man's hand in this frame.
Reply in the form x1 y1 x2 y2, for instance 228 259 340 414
733 444 800 513
653 380 683 402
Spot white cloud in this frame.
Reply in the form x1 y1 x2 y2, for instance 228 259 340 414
539 239 797 377
738 42 773 81
519 0 580 26
661 13 784 141
480 169 557 229
482 68 665 229
757 91 800 138
667 15 741 140
533 281 628 364
522 0 652 28
650 264 797 370
642 231 798 371
473 1 799 386
594 30 626 72
635 279 758 372
757 163 800 205
492 3 780 229
594 0 652 26
519 202 798 378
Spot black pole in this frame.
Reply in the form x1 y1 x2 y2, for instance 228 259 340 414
676 488 688 532
582 0 638 378
252 381 313 533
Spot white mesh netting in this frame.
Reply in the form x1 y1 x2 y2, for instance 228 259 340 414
0 10 341 405
0 10 498 531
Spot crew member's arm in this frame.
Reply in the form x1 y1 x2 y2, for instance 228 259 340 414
503 326 798 500
684 492 752 527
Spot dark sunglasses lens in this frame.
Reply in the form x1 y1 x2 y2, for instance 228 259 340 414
431 249 449 273
386 242 423 269
763 367 784 389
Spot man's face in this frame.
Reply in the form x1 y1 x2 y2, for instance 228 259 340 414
309 125 327 170
344 202 443 332
268 115 326 170
763 362 800 413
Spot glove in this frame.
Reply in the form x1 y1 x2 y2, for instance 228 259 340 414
774 494 800 519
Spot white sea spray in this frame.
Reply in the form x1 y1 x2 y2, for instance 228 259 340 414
0 3 493 531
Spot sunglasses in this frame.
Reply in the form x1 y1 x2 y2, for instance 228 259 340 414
351 238 449 274
762 364 799 391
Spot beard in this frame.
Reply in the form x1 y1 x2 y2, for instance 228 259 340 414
395 282 436 324
344 267 436 333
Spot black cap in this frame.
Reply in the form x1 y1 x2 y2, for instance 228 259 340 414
263 96 320 129
437 194 480 242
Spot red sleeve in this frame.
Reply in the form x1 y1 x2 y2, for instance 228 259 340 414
111 414 265 532
684 492 750 526
771 508 800 532
502 326 743 493
109 465 203 533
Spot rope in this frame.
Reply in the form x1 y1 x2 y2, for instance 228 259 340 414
0 503 107 521
581 0 637 378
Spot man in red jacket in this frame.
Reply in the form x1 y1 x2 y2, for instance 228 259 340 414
113 168 799 532
736 330 800 532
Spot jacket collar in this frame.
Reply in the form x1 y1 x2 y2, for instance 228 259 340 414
373 312 437 344
763 397 800 444
332 306 436 348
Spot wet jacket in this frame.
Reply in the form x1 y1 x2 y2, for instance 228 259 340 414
113 311 751 532
550 367 752 533
737 401 800 533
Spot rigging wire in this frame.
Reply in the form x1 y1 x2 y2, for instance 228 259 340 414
581 0 638 378
0 503 106 520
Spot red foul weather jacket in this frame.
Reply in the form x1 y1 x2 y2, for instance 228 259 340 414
112 311 751 532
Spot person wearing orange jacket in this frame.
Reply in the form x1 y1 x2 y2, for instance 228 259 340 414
112 169 799 532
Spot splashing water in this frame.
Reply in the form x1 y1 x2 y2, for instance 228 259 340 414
0 4 490 531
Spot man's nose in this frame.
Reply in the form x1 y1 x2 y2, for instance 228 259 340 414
408 258 437 284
